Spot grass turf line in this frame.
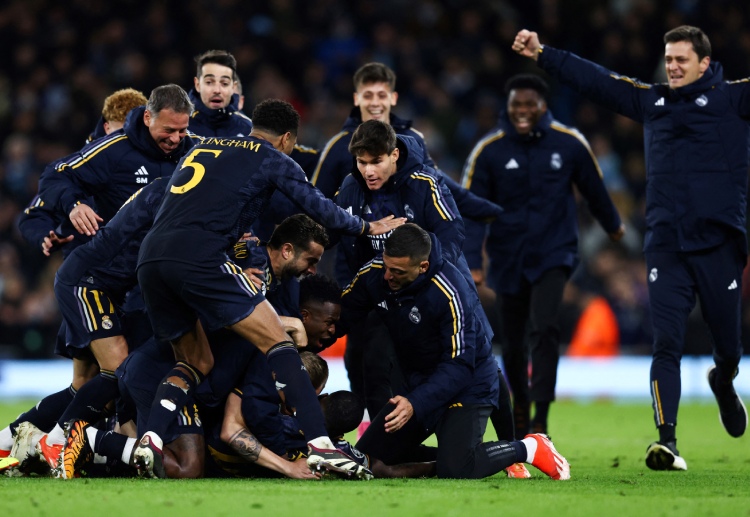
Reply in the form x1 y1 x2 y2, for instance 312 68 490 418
1 399 749 516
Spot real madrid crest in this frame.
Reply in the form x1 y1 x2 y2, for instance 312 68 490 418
409 306 421 324
102 315 113 330
404 204 415 220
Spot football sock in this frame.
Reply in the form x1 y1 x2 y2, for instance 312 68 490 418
47 423 66 446
11 384 77 434
58 370 119 427
144 361 203 440
521 436 538 463
658 423 676 444
266 341 328 441
89 426 135 465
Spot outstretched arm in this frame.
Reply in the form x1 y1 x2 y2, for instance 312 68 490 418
220 393 318 479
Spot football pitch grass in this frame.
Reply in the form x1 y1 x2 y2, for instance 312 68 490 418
2 399 749 517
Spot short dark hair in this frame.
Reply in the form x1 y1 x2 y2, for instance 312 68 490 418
195 50 237 80
383 223 431 263
322 391 364 438
348 119 397 158
300 351 328 392
504 74 549 99
251 99 299 136
146 84 194 115
353 62 396 91
664 25 711 61
299 274 341 309
268 214 329 254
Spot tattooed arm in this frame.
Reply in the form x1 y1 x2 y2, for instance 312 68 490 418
221 392 317 479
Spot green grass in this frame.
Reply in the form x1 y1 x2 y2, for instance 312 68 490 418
2 398 750 516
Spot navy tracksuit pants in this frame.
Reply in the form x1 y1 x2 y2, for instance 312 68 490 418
646 238 745 428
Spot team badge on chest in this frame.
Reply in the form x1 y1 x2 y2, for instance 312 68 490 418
550 153 562 170
408 306 421 324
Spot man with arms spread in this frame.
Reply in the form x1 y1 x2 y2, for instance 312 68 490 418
513 25 748 470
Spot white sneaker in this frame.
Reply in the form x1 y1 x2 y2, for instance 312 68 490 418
10 422 44 469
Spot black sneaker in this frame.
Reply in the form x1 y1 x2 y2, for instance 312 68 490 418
307 443 373 480
645 441 687 471
707 365 747 438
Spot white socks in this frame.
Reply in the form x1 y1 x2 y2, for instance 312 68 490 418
0 426 12 450
46 423 66 446
521 436 538 463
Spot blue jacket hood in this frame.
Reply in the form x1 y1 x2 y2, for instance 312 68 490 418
189 89 242 122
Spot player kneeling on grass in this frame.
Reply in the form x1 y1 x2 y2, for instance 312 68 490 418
341 224 571 480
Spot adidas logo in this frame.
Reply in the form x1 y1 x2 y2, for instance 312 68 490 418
134 166 149 184
728 279 738 290
505 158 519 169
363 205 372 215
377 300 388 310
655 97 665 106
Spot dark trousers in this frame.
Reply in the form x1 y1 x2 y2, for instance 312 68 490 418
647 240 744 427
500 267 568 404
356 403 517 479
344 311 403 418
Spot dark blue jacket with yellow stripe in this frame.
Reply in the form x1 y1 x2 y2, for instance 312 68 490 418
334 134 464 288
187 90 253 138
340 233 499 430
537 46 750 254
39 106 199 225
310 108 503 223
461 110 621 295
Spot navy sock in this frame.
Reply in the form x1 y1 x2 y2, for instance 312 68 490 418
512 441 528 463
266 341 327 440
95 430 131 462
11 384 77 434
58 370 119 426
145 362 202 439
658 424 676 444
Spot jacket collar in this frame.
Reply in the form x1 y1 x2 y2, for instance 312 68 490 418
498 110 553 141
188 89 240 124
124 106 193 160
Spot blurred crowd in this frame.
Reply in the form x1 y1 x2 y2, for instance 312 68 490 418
2 0 750 357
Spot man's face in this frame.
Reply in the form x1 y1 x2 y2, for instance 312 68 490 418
355 148 399 191
280 242 324 280
507 88 546 135
665 41 709 89
301 301 341 349
194 63 235 109
354 81 398 122
382 253 428 291
143 108 190 154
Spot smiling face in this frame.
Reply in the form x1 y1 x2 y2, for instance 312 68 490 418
507 88 546 135
355 148 399 191
194 62 235 109
664 40 710 89
143 108 190 154
382 253 428 291
279 242 324 280
354 81 398 122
